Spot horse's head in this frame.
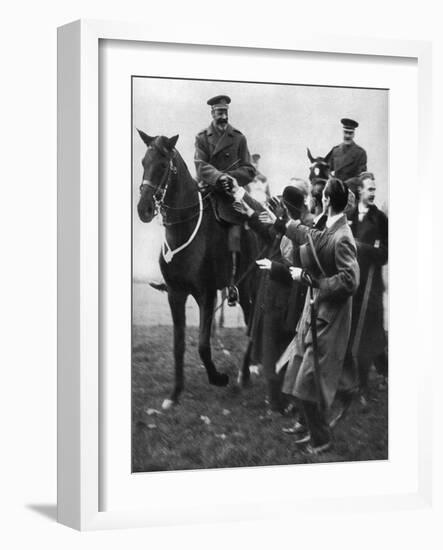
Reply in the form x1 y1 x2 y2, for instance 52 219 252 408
307 148 331 205
137 130 179 223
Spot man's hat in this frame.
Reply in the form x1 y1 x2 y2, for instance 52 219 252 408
282 185 305 214
207 95 231 110
341 118 359 130
252 153 261 162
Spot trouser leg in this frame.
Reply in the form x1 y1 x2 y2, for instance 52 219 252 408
358 358 372 394
262 313 292 410
374 350 388 378
301 400 331 447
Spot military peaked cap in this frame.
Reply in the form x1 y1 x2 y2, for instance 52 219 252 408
341 118 359 130
207 95 231 110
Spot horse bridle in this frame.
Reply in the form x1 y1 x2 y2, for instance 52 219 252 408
139 146 208 225
138 144 206 264
139 146 178 216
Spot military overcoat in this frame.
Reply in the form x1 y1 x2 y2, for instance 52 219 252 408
282 215 360 408
326 141 367 182
194 123 256 187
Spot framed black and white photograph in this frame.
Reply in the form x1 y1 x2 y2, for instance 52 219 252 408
57 20 433 530
131 75 389 472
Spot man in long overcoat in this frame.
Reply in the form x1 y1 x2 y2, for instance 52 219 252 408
194 94 256 305
344 172 388 399
280 178 360 453
326 118 367 182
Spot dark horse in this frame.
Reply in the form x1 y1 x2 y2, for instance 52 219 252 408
136 131 258 408
307 147 332 215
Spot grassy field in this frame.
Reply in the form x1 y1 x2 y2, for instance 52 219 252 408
132 325 388 472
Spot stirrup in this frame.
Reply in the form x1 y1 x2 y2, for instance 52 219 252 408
227 285 239 307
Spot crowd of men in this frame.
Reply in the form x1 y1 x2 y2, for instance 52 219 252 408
191 94 388 454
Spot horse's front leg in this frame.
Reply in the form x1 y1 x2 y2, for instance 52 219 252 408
196 289 229 387
162 289 187 409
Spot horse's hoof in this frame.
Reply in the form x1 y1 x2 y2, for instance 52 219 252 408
162 398 175 410
209 372 229 387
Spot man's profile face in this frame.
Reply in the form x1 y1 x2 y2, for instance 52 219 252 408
212 108 228 131
360 177 376 206
322 182 331 211
343 128 355 144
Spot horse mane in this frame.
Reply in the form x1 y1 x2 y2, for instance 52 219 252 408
173 151 196 185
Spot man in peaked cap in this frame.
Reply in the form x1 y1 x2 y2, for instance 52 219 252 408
325 118 368 183
195 94 256 188
194 94 257 306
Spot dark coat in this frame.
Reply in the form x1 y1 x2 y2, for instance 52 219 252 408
194 123 256 187
348 204 388 360
274 209 315 331
282 215 360 408
245 215 293 367
246 207 315 360
326 141 367 182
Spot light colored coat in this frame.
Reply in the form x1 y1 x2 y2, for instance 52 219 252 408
282 215 360 408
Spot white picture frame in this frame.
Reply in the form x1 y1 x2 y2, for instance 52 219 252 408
57 19 433 531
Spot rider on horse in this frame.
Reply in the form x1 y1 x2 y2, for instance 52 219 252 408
325 118 368 183
194 94 257 305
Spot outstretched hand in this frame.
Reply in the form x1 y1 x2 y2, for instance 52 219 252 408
268 196 289 221
289 267 302 281
258 211 274 224
256 258 272 270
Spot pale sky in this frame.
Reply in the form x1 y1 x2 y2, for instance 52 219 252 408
132 77 388 279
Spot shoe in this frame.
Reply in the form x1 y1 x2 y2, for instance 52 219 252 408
293 433 311 445
282 402 299 417
305 441 332 455
282 421 308 435
268 401 285 414
227 285 239 307
149 281 168 292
